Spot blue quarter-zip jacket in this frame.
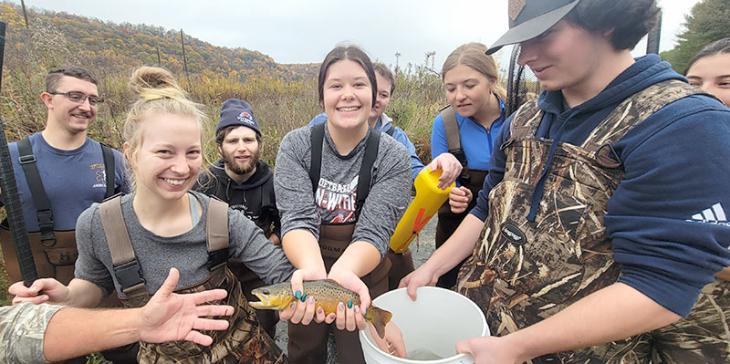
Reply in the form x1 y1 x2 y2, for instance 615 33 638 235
471 55 730 316
431 99 505 172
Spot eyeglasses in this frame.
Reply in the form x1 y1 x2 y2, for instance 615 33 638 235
48 91 104 106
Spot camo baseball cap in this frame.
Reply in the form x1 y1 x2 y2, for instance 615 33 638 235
486 0 581 55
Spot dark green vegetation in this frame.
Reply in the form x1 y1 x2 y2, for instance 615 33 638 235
661 0 730 73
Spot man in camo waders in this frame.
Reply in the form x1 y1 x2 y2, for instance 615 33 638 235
402 0 730 362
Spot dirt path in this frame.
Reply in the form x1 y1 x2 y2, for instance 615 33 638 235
273 217 439 357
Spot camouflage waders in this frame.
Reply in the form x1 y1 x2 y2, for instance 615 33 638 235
456 80 729 363
99 196 286 364
229 261 279 338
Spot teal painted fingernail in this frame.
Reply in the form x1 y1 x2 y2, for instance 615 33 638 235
300 293 307 302
347 299 353 309
294 290 302 300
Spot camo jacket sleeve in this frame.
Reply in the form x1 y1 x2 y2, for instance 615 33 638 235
0 303 63 363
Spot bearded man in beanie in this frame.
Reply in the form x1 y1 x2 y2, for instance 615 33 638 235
195 98 280 337
401 0 730 363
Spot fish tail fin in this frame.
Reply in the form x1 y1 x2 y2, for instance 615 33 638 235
367 306 392 339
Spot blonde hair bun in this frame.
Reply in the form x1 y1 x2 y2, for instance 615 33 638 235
128 66 186 102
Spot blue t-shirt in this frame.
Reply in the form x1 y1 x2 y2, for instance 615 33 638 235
3 133 129 231
309 113 425 181
471 55 730 317
430 99 505 172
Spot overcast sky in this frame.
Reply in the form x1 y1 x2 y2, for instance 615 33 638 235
10 0 699 70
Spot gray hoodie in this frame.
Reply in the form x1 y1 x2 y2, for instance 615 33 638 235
274 125 411 256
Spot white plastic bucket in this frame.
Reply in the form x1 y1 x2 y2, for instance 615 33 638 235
359 286 489 363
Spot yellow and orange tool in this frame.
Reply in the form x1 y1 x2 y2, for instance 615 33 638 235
389 168 454 254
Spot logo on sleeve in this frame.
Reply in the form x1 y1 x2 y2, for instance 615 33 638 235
90 162 108 189
687 203 729 227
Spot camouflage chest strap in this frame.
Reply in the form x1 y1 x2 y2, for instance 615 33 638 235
507 80 701 222
581 80 701 154
99 195 230 300
508 80 702 155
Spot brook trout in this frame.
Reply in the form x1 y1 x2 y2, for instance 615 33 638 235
250 279 392 338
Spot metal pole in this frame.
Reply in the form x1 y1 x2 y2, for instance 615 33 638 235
506 45 525 115
180 29 190 86
646 10 662 55
0 21 38 285
20 0 30 28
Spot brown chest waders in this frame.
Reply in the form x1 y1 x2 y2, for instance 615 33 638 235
99 196 285 363
434 106 489 289
0 137 116 285
386 249 414 291
228 263 278 339
287 123 390 364
212 174 280 338
0 138 125 362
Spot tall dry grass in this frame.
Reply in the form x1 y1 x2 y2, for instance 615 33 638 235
1 65 446 166
0 63 447 305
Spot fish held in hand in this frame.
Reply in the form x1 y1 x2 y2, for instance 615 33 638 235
250 279 392 338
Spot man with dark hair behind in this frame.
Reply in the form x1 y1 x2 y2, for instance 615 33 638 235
195 98 280 338
402 0 730 362
1 66 129 287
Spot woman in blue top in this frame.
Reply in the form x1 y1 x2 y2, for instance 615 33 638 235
430 42 506 288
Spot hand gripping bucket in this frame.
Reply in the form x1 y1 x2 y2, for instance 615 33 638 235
360 287 489 363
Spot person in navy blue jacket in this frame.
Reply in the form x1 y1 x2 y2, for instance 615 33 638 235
402 0 730 363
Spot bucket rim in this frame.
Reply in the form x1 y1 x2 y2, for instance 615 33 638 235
359 286 488 363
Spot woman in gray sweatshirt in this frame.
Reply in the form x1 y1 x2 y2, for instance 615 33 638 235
275 45 411 363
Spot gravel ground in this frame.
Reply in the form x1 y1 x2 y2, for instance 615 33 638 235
273 217 439 360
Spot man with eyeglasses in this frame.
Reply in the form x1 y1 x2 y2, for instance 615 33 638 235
1 66 129 300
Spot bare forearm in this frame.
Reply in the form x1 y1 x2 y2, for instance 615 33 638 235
65 279 105 308
425 214 484 277
331 241 381 277
505 283 681 361
44 307 143 362
282 229 326 274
